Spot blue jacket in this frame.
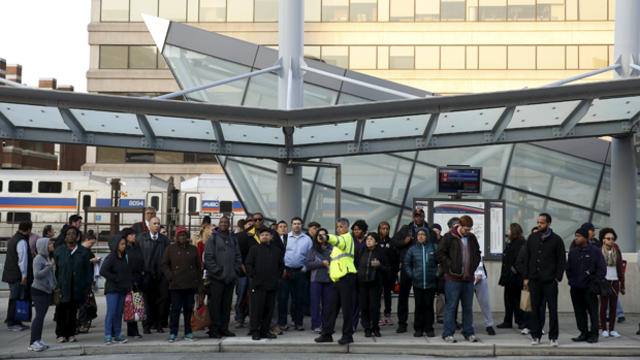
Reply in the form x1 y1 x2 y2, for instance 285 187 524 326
566 243 606 289
404 240 438 289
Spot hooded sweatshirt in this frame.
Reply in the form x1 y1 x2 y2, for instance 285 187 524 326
100 235 133 294
32 237 55 294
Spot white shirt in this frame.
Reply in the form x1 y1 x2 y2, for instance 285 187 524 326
17 239 28 279
605 266 618 281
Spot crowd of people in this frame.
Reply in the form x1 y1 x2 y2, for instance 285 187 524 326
3 207 640 352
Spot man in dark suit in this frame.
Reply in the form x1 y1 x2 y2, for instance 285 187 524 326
137 216 169 334
132 207 156 235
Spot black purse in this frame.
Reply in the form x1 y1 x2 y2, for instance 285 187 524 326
589 276 612 296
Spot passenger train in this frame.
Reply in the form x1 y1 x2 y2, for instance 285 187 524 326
0 170 244 239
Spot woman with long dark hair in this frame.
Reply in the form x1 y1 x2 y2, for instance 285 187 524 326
305 228 332 332
497 223 526 329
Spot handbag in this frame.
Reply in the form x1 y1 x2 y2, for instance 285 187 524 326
15 300 30 322
589 277 612 297
190 304 211 331
520 288 532 312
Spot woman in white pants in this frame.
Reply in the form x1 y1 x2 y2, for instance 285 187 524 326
474 261 495 335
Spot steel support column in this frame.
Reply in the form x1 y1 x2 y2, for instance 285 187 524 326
276 0 304 222
611 0 638 251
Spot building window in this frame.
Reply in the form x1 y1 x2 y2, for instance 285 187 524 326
390 46 415 69
129 46 158 69
479 0 507 21
100 45 128 69
578 0 607 20
9 181 33 193
101 0 129 21
200 0 226 21
349 46 377 69
228 0 254 21
323 0 349 21
479 45 507 69
321 46 349 67
507 0 535 21
390 0 414 21
255 0 279 21
38 181 62 194
508 46 536 69
441 0 465 21
579 45 608 69
130 0 158 21
305 0 322 21
537 46 565 69
7 212 31 224
159 0 187 21
537 0 564 20
441 46 466 69
415 46 439 69
350 0 377 21
416 0 440 21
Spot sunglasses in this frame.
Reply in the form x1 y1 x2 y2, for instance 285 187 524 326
253 218 264 221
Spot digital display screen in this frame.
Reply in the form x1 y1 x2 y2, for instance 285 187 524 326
437 167 482 194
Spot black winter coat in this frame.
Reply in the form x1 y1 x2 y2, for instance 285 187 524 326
53 244 94 302
436 229 481 281
100 236 133 294
126 242 145 289
499 236 526 287
521 230 566 283
355 246 390 284
245 242 284 291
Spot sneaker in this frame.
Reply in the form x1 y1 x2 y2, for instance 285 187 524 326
28 342 44 352
314 334 333 343
609 331 621 338
550 339 559 347
272 326 283 335
105 336 113 345
37 340 49 350
465 335 478 343
168 334 176 343
56 337 67 343
443 336 457 343
113 336 128 344
531 337 541 345
312 327 322 333
378 319 385 326
384 315 393 326
521 328 530 335
7 325 22 331
67 336 77 343
601 330 609 337
184 333 195 341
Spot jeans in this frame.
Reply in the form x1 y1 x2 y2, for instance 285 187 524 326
277 269 307 327
105 292 126 338
234 277 249 323
310 282 332 329
169 288 196 336
529 280 559 340
442 280 474 338
30 293 50 344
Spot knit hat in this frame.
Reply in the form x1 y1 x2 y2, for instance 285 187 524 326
175 226 189 238
575 227 589 239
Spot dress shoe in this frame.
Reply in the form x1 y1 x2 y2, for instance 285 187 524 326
338 336 353 345
143 328 152 335
208 331 222 339
220 329 236 337
486 326 496 336
425 330 435 337
373 329 381 337
413 330 423 337
396 324 407 333
586 336 598 343
364 329 372 337
314 334 333 343
571 333 588 342
155 327 165 333
496 323 512 329
252 334 261 341
261 332 277 339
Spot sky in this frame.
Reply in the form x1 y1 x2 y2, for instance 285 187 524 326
0 0 91 92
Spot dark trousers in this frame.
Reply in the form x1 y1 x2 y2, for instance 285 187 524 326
277 269 307 327
529 280 558 340
414 287 436 332
310 282 332 329
30 294 50 344
143 275 169 330
570 287 599 338
358 280 382 331
600 280 620 331
126 321 140 336
503 285 524 326
209 279 235 332
169 288 196 336
382 271 396 316
249 287 277 336
55 301 79 338
322 273 356 339
397 268 412 327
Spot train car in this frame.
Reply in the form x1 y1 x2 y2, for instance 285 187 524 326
179 174 245 230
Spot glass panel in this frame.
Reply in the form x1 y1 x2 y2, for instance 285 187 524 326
537 0 564 20
100 45 128 69
417 144 511 182
318 154 413 203
548 166 602 209
220 123 284 144
435 107 504 134
591 213 610 230
305 0 322 21
97 147 126 162
255 0 279 21
441 0 465 20
508 100 581 128
595 166 610 212
537 46 565 69
225 159 278 219
69 109 143 134
349 46 377 69
507 0 534 20
415 0 440 21
337 93 370 104
304 83 340 107
155 151 184 163
350 0 377 21
579 96 640 123
101 0 129 21
321 46 349 68
579 45 608 69
38 182 62 194
415 46 439 69
363 115 430 140
244 72 278 108
228 0 254 21
390 0 414 21
479 0 507 21
404 162 437 207
479 45 506 69
9 181 32 193
322 0 349 21
147 116 215 140
200 0 226 21
441 46 465 69
294 122 357 144
159 0 187 21
508 46 535 69
130 0 158 21
129 46 157 69
0 103 68 129
390 46 415 69
579 0 607 20
163 45 249 105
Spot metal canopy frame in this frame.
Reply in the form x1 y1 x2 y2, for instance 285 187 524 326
1 77 640 160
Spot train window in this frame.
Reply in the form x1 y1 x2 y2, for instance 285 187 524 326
151 196 160 212
188 196 197 213
7 212 31 223
38 181 62 193
0 180 3 192
9 181 32 193
82 195 92 209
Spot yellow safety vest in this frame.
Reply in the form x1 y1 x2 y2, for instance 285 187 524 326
327 232 357 282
